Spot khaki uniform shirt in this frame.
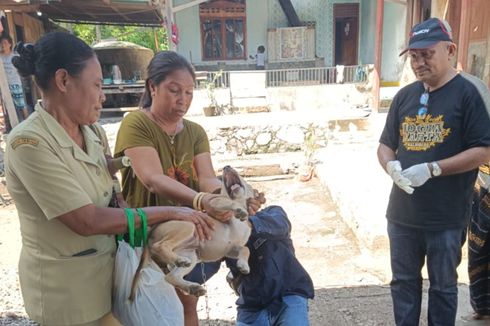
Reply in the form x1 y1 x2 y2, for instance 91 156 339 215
5 104 116 325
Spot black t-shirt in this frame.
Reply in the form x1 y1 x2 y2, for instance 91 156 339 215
379 73 490 229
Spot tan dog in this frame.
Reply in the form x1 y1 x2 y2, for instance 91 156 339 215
130 166 255 300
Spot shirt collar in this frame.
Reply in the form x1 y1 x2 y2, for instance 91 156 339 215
36 103 102 165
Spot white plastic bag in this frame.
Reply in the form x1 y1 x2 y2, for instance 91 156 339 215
112 240 184 326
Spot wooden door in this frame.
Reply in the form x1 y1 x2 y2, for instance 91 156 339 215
334 4 359 66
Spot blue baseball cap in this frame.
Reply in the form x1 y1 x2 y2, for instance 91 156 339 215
399 18 453 56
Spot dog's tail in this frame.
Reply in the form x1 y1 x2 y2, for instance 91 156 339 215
129 245 150 302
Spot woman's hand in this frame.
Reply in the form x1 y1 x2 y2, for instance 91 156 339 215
247 190 266 216
169 207 215 241
201 194 234 223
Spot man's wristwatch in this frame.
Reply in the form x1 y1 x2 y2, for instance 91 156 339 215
429 161 442 177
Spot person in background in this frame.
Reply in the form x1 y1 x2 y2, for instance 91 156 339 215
114 50 265 326
377 18 490 325
226 205 314 326
249 45 266 70
468 163 490 320
0 34 29 124
5 32 214 326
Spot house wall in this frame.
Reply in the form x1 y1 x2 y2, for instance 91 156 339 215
174 0 201 65
359 0 376 65
174 0 268 69
174 0 407 84
268 0 362 67
381 2 407 82
267 0 397 73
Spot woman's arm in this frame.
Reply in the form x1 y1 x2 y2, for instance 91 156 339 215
194 152 222 192
194 152 234 220
58 204 215 240
125 146 233 221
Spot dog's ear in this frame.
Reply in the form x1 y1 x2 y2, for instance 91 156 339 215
239 176 255 199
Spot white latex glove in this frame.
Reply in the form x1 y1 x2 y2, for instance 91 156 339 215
401 163 431 187
386 160 414 194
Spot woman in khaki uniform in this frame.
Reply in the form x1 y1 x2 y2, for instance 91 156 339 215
4 32 214 326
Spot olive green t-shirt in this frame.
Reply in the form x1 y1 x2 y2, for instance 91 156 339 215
114 110 210 207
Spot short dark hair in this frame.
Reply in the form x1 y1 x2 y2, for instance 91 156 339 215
258 45 265 53
140 51 195 108
12 31 95 90
0 34 13 45
0 34 13 51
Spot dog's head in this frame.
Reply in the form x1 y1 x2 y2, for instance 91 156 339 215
221 166 254 221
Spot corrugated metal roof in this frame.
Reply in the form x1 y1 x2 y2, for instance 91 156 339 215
0 0 165 26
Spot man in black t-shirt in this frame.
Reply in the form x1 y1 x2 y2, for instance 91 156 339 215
377 18 490 325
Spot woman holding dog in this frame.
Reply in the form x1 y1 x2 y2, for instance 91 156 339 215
5 32 214 326
114 51 264 326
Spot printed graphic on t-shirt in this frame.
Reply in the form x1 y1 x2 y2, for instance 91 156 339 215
400 114 451 151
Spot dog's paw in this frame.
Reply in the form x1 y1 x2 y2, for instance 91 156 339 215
188 284 207 297
236 261 250 275
175 256 192 267
235 208 248 221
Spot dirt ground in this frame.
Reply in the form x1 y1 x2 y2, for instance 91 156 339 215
0 173 396 326
0 120 482 325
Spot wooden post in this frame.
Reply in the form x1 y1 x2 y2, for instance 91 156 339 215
158 0 175 51
372 0 384 113
95 24 101 43
406 0 414 40
153 27 160 51
0 60 19 128
456 0 469 71
166 0 175 51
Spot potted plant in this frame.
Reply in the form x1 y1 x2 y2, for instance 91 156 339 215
299 125 320 182
202 70 223 116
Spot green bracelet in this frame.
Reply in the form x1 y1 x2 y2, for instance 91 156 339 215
136 208 148 246
124 208 135 248
134 216 143 247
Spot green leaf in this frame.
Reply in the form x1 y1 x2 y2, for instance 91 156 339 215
71 23 169 52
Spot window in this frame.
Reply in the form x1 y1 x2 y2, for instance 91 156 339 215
200 0 246 60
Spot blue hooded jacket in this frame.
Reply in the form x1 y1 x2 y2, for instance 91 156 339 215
228 205 314 315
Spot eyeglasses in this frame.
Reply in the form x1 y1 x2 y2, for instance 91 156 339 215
409 49 436 62
418 88 429 117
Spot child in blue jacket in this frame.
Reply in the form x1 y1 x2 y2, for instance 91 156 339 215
227 205 314 326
